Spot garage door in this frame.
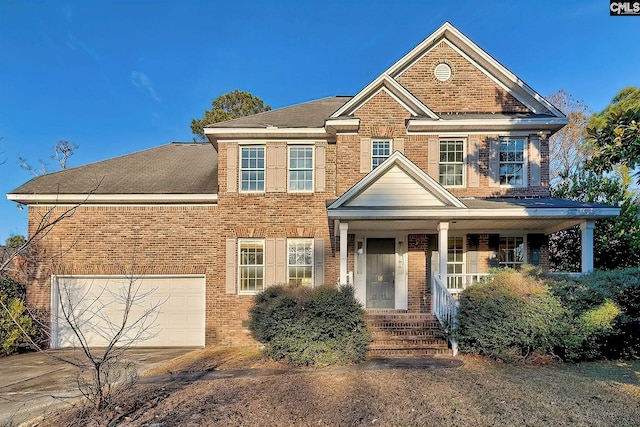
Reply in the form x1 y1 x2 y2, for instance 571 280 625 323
51 275 205 348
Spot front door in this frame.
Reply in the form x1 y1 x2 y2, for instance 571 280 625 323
366 238 395 308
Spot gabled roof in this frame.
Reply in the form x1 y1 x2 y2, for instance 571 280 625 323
8 143 218 203
330 76 438 119
384 22 565 118
328 151 466 212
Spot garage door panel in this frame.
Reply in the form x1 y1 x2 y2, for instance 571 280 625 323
52 276 205 348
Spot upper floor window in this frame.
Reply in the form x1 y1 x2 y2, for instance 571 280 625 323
238 239 264 293
499 137 526 186
288 146 313 192
240 146 265 192
499 236 524 269
371 139 391 169
439 139 465 186
287 239 314 286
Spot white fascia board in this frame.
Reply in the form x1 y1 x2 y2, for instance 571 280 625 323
324 118 360 133
384 22 453 77
327 206 620 219
330 76 438 119
407 117 568 133
7 193 219 204
350 87 419 116
443 27 566 118
204 127 329 139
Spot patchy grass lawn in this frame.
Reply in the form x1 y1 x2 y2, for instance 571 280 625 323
35 349 640 427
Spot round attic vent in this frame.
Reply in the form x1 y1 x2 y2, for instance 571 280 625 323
434 63 452 81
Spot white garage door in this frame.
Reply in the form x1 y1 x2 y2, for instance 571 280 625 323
51 275 205 348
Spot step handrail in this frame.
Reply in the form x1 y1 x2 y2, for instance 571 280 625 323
432 272 459 356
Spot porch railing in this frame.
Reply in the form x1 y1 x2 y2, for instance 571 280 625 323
446 273 491 294
432 272 459 356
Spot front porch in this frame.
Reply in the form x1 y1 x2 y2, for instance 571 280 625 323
336 219 597 312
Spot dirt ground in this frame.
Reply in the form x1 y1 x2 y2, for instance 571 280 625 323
26 348 640 427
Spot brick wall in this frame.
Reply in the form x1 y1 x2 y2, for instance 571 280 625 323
214 142 339 344
396 41 530 114
407 234 431 313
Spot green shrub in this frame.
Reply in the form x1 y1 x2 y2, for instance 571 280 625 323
548 268 640 359
456 268 569 362
249 284 372 366
1 276 36 356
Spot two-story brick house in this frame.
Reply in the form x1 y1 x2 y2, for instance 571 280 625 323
8 23 619 352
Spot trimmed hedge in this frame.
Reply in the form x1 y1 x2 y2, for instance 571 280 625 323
249 284 372 366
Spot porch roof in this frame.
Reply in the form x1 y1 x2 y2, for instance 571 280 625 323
327 197 620 234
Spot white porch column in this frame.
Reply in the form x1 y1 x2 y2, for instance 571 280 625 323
339 222 349 284
581 220 595 273
438 222 449 286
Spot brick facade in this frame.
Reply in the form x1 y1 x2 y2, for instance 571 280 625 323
21 24 563 348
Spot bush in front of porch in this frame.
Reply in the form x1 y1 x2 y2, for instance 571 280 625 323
455 268 629 363
455 268 568 362
248 284 372 366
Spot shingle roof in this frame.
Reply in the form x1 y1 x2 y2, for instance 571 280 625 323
206 96 352 128
460 197 618 210
10 143 217 195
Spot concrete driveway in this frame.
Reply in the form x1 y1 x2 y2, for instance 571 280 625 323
0 348 193 426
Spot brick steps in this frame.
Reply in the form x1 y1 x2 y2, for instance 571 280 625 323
366 312 452 358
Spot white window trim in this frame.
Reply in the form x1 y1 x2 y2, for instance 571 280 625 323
288 146 314 193
238 238 265 295
499 136 528 188
439 138 466 188
498 235 527 269
287 238 314 286
371 139 392 170
239 146 266 193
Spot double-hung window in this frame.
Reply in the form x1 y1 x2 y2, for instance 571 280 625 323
499 236 524 269
287 239 313 286
240 146 265 192
439 139 465 186
288 146 313 192
238 239 264 293
371 139 391 169
499 137 526 186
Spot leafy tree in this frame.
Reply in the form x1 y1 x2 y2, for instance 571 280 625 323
586 109 640 181
191 89 271 141
585 87 640 183
549 170 640 271
587 86 640 129
5 235 26 248
547 90 591 186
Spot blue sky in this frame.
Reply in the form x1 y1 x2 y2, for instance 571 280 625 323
1 0 639 242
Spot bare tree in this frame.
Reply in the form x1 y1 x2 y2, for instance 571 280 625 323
18 140 78 177
547 90 591 187
51 140 78 170
51 269 163 409
1 182 163 412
